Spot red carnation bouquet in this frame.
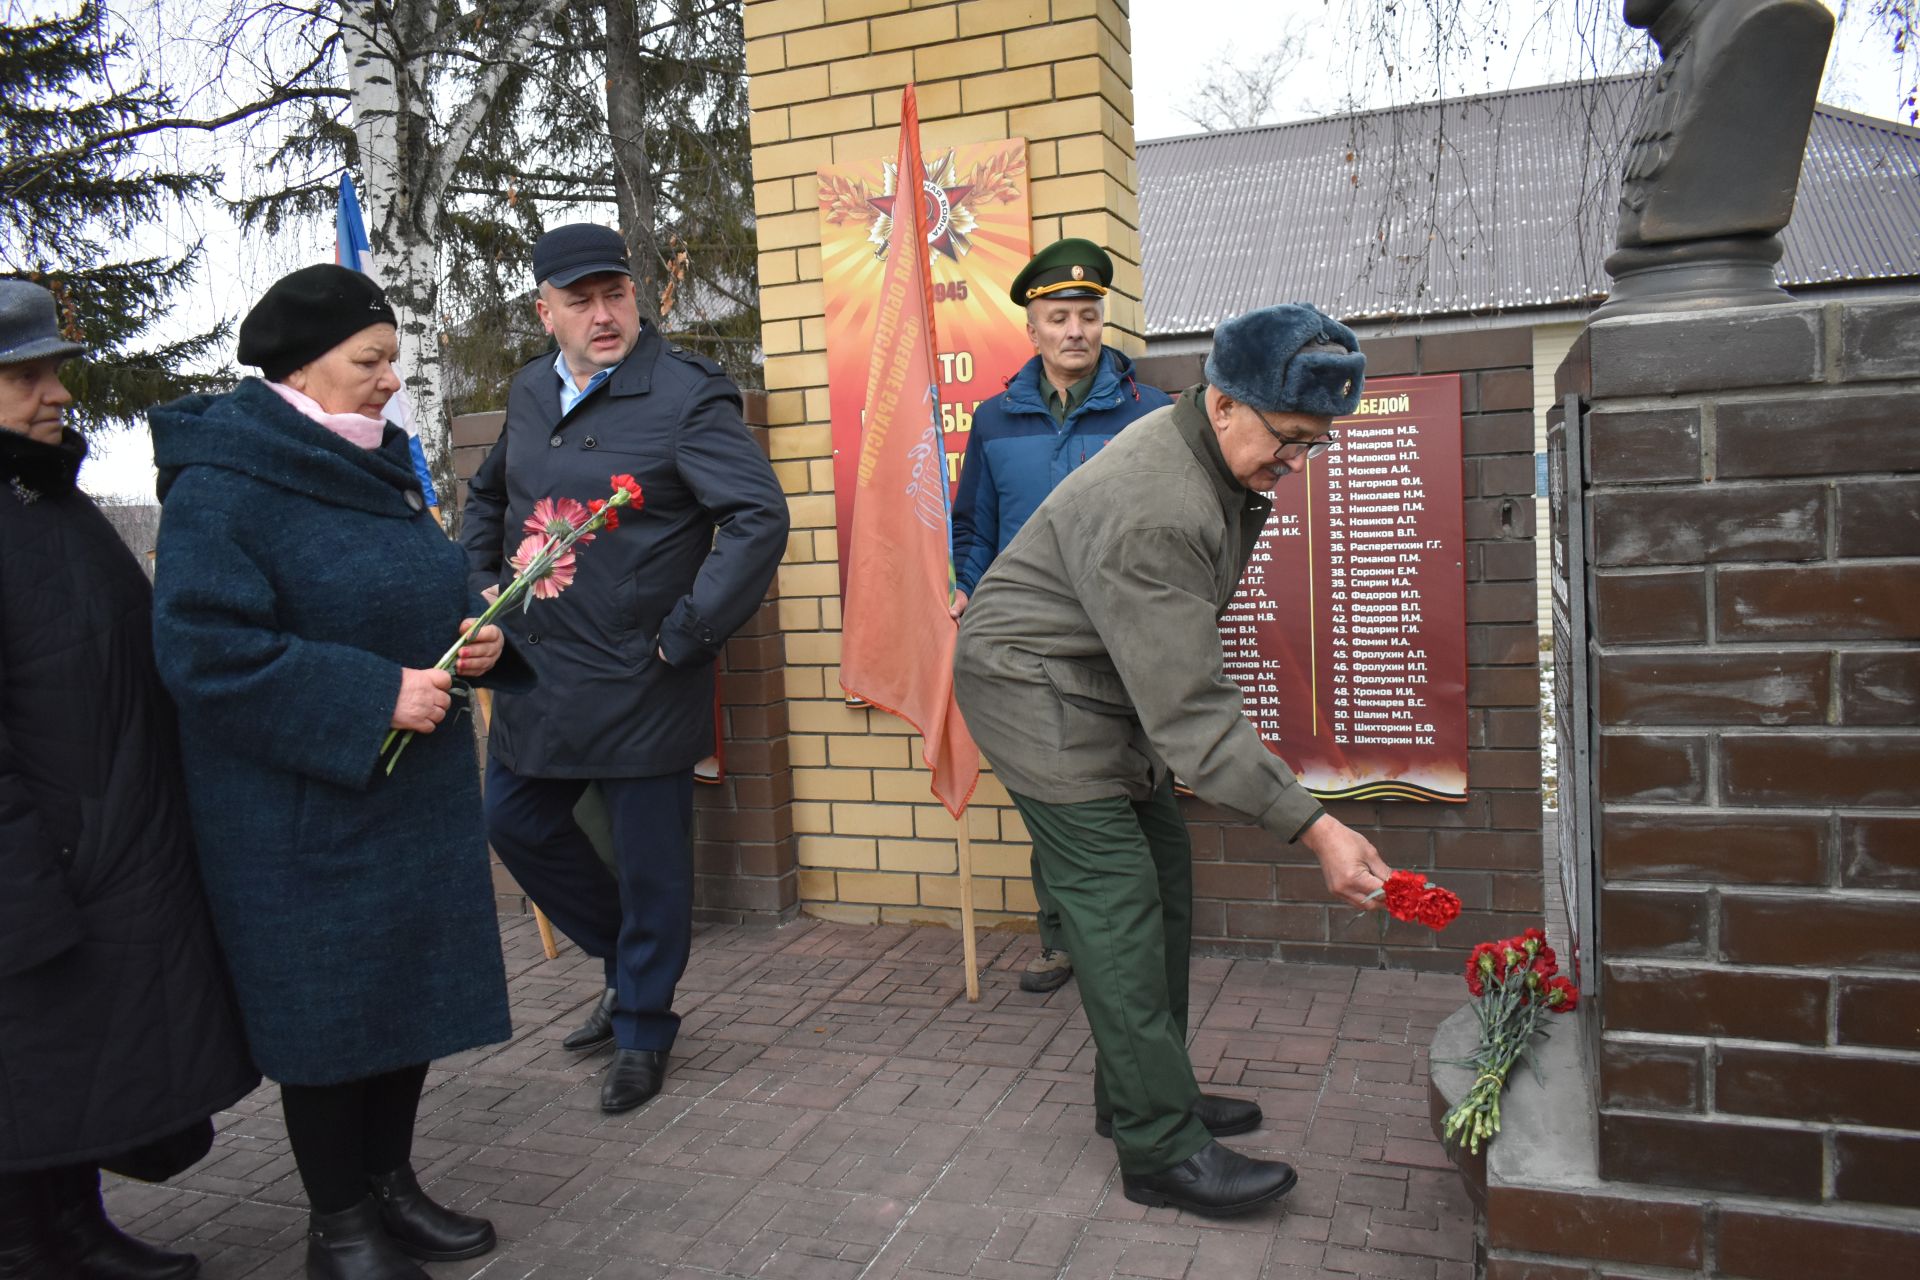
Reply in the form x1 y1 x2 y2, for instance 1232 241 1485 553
1439 927 1578 1153
379 473 643 773
1370 869 1463 931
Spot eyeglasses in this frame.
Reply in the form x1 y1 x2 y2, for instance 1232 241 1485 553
1250 405 1335 461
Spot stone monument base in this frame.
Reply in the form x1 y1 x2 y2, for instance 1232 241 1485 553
1593 234 1788 320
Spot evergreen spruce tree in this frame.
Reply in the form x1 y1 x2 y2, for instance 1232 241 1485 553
0 0 229 431
224 0 756 457
435 0 761 409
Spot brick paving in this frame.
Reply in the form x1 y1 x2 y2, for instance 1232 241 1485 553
107 916 1477 1279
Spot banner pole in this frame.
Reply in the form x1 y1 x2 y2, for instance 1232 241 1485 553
956 812 980 1002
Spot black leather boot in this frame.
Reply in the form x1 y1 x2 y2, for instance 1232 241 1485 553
0 1173 62 1280
367 1167 494 1261
304 1198 427 1280
561 988 616 1052
1121 1140 1297 1217
46 1165 199 1280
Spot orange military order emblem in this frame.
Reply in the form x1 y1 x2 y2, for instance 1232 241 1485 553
818 145 1027 264
864 149 975 261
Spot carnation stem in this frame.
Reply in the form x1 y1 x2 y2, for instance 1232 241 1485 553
378 501 618 775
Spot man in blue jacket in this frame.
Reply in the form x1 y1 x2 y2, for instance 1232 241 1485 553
949 239 1172 993
460 225 789 1114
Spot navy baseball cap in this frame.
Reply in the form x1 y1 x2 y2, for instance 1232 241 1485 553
532 224 632 288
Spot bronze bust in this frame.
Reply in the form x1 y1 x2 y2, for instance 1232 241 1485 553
1597 0 1835 317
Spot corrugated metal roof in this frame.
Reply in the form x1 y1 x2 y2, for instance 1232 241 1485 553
1138 77 1920 336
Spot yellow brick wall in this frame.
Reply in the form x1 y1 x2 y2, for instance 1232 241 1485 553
744 0 1142 928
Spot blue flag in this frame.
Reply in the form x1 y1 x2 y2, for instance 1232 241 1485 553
335 175 439 507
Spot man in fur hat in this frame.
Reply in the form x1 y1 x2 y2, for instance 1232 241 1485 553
950 237 1172 995
952 303 1395 1218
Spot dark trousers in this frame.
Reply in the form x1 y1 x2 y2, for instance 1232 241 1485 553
1007 777 1211 1175
280 1063 429 1214
484 760 695 1053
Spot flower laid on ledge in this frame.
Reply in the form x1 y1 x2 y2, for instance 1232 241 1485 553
380 473 644 773
1440 928 1578 1154
1373 869 1463 931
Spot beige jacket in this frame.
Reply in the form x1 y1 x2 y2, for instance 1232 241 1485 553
953 387 1324 842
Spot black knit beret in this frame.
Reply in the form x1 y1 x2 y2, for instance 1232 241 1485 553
238 264 398 382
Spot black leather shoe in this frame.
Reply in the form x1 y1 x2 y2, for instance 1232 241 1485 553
1120 1140 1297 1217
1096 1092 1263 1139
561 988 617 1052
305 1198 428 1280
368 1167 494 1262
46 1167 199 1280
600 1049 667 1114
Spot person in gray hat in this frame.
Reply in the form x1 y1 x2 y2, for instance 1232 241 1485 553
0 278 86 444
952 302 1397 1218
1 278 260 1278
459 224 789 1115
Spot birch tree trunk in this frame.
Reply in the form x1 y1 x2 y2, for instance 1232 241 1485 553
339 0 449 499
337 0 575 513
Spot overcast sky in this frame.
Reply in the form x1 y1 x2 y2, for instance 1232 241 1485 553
78 0 1913 500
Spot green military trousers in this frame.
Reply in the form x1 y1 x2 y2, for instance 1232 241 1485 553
1007 778 1213 1175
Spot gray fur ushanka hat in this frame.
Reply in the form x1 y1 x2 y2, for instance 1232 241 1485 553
1204 302 1366 418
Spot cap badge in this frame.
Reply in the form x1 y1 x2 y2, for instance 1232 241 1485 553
1071 265 1085 280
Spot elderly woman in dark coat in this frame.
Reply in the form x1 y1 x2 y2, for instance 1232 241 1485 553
150 266 525 1280
0 279 259 1280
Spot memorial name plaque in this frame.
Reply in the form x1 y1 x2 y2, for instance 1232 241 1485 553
1219 373 1469 801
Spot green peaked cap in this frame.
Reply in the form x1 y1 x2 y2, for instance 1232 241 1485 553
1008 238 1113 308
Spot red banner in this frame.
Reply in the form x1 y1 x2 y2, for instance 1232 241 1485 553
1220 374 1470 801
836 85 980 818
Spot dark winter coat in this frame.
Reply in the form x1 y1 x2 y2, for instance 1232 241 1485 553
950 348 1171 594
149 380 519 1086
459 326 789 778
0 427 258 1174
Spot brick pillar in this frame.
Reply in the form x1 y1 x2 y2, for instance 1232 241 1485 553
1553 297 1920 1256
744 0 1147 925
694 398 800 922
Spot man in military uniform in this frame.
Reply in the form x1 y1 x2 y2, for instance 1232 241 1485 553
949 238 1171 995
953 303 1395 1217
461 224 789 1114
